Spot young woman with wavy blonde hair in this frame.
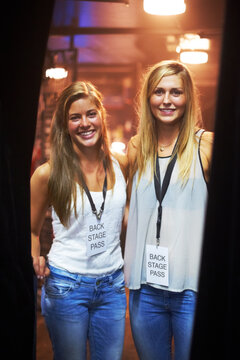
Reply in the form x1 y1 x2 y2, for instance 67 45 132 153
124 60 214 360
31 81 127 360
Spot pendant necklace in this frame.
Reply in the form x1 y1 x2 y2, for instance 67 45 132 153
159 141 174 152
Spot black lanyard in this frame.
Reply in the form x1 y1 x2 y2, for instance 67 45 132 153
154 153 177 246
82 160 107 220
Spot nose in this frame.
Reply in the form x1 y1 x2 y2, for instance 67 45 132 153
80 115 90 127
163 92 171 105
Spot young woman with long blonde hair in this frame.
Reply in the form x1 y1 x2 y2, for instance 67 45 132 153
124 60 214 360
31 81 127 360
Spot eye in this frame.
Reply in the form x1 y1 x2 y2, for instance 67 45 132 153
87 110 98 118
171 89 184 96
69 114 80 122
153 88 164 95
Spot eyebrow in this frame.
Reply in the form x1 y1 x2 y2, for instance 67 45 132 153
69 112 80 117
69 108 97 115
155 86 184 90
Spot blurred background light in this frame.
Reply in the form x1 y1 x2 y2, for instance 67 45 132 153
180 51 209 64
143 0 186 16
45 67 68 79
179 34 210 50
177 34 210 64
110 141 126 154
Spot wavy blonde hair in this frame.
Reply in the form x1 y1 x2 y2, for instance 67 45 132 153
48 81 115 226
136 60 202 184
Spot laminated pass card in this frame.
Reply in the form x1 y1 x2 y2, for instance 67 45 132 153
146 244 169 287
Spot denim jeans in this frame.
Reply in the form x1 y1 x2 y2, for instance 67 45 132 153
41 265 126 360
129 285 197 360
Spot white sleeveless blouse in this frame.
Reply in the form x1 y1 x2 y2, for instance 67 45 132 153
124 130 208 292
48 158 126 276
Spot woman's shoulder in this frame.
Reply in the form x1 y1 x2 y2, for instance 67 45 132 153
198 129 214 153
31 162 50 184
196 128 214 142
197 129 214 182
127 134 139 165
201 130 214 143
128 134 140 149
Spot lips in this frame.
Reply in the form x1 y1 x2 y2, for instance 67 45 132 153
159 108 176 115
79 129 96 139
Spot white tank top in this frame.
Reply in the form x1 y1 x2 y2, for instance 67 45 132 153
48 158 126 276
124 130 208 292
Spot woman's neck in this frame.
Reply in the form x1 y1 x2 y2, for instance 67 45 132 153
157 124 180 146
74 144 103 170
157 124 180 156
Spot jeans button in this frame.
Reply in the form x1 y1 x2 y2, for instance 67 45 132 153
96 280 100 286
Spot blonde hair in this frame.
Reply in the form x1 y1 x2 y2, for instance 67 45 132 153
48 81 115 226
136 60 202 183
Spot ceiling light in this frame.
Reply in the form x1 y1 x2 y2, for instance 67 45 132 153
45 67 68 80
179 34 210 51
177 34 210 64
180 51 208 64
143 0 186 16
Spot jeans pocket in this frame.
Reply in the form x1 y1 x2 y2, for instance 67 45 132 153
112 272 126 294
44 274 74 298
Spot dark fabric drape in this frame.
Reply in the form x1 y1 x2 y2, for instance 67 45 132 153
191 0 240 358
0 1 54 358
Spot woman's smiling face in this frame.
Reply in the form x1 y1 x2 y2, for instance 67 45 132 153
149 74 187 127
67 97 102 152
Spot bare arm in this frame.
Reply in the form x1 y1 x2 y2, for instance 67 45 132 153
31 162 51 278
126 135 139 204
200 131 214 183
112 151 129 255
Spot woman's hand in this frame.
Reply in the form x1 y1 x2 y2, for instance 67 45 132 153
32 256 50 279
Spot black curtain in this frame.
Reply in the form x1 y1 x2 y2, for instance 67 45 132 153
0 1 54 358
191 0 240 358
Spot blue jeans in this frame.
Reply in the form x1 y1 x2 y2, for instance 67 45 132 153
41 265 126 360
129 285 197 360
